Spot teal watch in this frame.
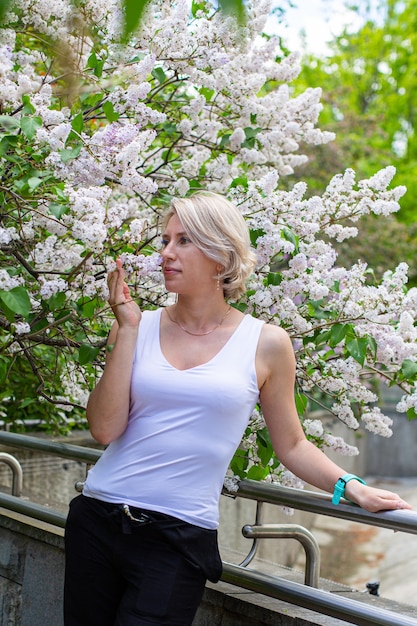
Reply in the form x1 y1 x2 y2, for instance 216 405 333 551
332 474 366 505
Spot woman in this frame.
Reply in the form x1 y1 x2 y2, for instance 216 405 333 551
64 192 411 626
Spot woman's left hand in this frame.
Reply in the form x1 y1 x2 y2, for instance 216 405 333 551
345 481 412 513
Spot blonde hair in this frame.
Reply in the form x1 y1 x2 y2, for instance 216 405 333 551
163 192 257 300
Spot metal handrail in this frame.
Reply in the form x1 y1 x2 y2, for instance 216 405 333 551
1 431 417 626
222 562 417 626
242 523 320 587
0 452 23 496
0 491 66 527
0 431 101 464
235 479 417 535
238 499 320 587
1 431 416 536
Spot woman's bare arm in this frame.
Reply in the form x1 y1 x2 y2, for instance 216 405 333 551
86 259 142 444
257 324 411 513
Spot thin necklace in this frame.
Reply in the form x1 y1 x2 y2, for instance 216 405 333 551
165 305 232 336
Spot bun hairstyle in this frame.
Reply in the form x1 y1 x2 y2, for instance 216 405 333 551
163 192 257 300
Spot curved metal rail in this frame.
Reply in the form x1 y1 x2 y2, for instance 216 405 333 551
242 522 320 587
238 499 320 587
0 452 23 496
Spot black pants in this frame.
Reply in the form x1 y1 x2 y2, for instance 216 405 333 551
64 495 222 626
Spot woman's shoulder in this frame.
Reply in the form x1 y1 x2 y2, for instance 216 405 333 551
258 321 294 359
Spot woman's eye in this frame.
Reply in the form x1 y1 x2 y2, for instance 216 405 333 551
179 236 190 245
161 238 169 248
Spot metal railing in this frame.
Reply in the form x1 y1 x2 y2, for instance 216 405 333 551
0 452 23 496
1 430 417 626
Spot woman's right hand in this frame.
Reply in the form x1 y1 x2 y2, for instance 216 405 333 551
107 257 142 329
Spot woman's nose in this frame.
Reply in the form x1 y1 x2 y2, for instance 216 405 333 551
161 242 175 259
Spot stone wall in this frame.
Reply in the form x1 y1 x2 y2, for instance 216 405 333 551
1 509 417 626
0 514 65 626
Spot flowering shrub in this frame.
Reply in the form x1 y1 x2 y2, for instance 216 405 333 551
1 0 417 481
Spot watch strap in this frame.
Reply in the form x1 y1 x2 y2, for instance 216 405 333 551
332 474 366 505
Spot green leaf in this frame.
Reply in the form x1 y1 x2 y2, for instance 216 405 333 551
53 185 68 201
218 0 246 25
20 116 42 139
401 359 417 379
249 228 265 246
48 202 69 219
219 133 231 147
78 344 100 365
0 136 12 155
230 176 248 189
27 176 43 192
407 407 417 421
191 0 207 17
246 465 268 480
256 432 273 466
122 0 150 39
346 337 368 366
295 391 308 414
87 51 98 69
282 227 299 253
230 449 248 478
329 323 351 347
0 0 13 24
102 101 120 122
86 51 105 77
266 272 282 286
0 115 20 132
0 358 8 382
21 94 35 114
242 128 261 149
162 122 177 136
367 335 377 360
81 297 99 318
151 67 167 84
199 87 215 102
59 144 82 162
0 287 31 318
45 292 67 310
244 126 262 139
71 112 84 134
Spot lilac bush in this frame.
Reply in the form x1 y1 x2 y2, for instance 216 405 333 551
1 0 416 481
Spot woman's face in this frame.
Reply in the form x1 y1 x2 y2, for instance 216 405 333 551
161 213 218 295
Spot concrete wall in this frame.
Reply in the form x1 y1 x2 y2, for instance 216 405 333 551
0 514 65 626
1 509 417 626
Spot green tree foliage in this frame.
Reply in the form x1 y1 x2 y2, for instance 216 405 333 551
292 0 417 282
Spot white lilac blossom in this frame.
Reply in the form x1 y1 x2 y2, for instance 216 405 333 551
1 0 416 464
322 434 359 456
361 407 393 437
303 419 324 438
12 321 31 335
0 270 24 290
39 277 68 299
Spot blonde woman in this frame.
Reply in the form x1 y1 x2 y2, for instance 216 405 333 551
64 192 411 626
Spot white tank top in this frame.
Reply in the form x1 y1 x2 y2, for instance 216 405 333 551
83 309 264 529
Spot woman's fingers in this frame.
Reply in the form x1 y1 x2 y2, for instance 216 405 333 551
107 258 142 327
108 258 127 305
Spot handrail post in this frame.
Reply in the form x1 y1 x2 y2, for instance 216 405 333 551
238 500 263 567
242 523 321 587
0 452 23 497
